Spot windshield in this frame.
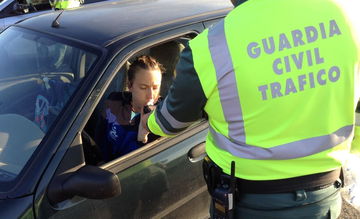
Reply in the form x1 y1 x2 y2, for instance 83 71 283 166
0 27 98 181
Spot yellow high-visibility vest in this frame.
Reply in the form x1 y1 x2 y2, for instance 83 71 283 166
190 0 360 180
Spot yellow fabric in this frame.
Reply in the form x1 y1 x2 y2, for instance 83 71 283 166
55 1 69 9
189 30 229 138
147 111 173 137
226 0 356 147
190 0 359 180
207 128 350 180
52 0 80 9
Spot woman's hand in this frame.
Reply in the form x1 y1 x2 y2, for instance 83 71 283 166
138 106 153 143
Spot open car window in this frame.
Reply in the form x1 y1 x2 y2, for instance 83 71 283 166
0 27 99 181
82 39 189 166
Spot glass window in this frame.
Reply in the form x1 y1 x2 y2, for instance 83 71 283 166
0 27 99 181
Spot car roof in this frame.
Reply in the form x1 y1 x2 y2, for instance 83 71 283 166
15 0 232 47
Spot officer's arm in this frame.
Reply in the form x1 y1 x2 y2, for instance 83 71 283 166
147 44 207 136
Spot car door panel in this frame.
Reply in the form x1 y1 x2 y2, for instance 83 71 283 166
44 125 209 219
108 127 209 218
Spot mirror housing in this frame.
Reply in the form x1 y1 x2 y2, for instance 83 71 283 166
47 165 121 204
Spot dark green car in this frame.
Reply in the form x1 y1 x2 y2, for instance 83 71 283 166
0 0 232 218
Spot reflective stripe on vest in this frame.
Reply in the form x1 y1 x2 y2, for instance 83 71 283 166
159 96 193 130
210 125 353 160
208 19 246 145
207 18 354 160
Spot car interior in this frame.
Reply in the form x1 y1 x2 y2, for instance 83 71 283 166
82 38 189 166
0 45 96 124
0 113 44 177
0 33 97 178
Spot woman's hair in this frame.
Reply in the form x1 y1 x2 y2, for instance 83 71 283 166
127 55 164 85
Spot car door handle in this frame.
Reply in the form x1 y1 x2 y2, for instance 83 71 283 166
188 142 206 163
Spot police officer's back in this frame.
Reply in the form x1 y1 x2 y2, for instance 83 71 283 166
143 0 360 218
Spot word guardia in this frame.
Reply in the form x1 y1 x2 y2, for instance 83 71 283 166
247 20 342 101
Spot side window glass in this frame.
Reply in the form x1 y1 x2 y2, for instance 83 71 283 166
82 38 189 165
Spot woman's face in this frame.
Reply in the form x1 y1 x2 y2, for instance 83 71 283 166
129 68 162 113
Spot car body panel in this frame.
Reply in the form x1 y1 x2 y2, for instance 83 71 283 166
37 126 209 218
1 11 49 30
0 196 33 218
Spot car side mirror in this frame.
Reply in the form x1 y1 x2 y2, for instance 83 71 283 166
47 165 121 205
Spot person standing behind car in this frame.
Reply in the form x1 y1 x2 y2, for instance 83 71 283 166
140 0 360 218
100 55 163 162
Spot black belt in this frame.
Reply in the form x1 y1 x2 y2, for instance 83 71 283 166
235 168 342 194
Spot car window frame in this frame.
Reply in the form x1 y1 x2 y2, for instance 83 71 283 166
41 23 204 181
90 30 204 170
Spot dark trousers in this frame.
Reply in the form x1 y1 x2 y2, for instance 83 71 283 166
210 180 342 219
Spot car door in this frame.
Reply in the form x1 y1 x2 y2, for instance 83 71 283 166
34 22 213 219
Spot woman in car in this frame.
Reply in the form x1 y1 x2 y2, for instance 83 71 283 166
101 55 164 161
